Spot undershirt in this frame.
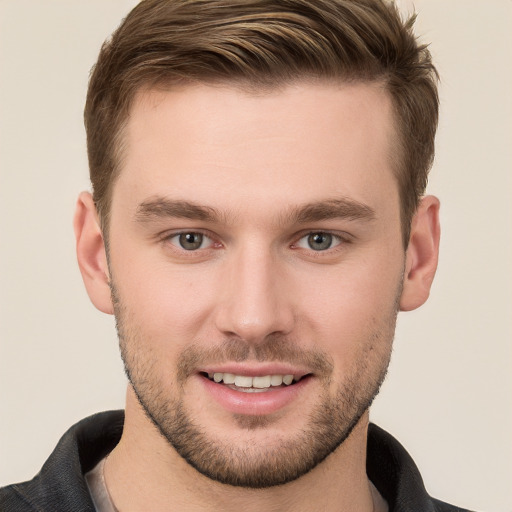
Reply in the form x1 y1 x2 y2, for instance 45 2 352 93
85 458 117 512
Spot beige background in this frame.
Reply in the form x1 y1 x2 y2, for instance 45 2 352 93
0 1 511 510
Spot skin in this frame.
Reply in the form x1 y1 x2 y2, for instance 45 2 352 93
74 81 440 512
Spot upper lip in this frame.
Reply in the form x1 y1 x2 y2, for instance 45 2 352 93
198 363 312 379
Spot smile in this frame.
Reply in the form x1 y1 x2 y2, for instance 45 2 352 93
204 372 303 392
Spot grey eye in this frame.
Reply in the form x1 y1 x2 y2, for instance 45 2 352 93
306 232 333 251
177 232 205 250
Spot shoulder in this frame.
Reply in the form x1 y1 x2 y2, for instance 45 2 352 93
0 411 124 512
367 424 478 512
0 485 37 511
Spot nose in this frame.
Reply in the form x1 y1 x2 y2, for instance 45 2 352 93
214 243 295 342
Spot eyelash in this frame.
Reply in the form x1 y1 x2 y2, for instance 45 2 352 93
160 230 351 257
291 231 349 252
162 230 220 252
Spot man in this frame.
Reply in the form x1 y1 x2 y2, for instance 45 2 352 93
0 0 475 511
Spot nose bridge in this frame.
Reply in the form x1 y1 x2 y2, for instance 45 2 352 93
215 240 294 341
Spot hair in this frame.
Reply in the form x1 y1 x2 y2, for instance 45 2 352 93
84 0 439 245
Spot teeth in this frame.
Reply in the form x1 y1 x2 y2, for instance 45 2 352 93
207 373 297 389
282 375 294 385
253 376 271 388
234 375 253 388
222 373 236 385
270 375 283 386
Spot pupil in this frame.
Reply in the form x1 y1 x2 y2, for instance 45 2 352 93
179 232 203 250
308 232 332 251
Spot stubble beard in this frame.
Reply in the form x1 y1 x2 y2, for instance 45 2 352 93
111 282 397 489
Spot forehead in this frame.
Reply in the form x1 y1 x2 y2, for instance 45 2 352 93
112 81 399 222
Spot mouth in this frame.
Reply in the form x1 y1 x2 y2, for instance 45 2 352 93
197 363 314 415
200 371 311 393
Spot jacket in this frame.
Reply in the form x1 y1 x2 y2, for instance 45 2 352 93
0 410 475 511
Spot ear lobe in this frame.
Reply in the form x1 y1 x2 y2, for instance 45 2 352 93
400 195 441 312
73 191 113 314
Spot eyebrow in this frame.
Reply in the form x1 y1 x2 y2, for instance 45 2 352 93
285 198 376 224
134 196 375 225
135 198 221 223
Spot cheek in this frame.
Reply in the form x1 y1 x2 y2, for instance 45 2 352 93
111 249 221 343
293 256 402 350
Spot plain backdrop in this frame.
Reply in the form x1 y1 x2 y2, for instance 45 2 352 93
0 1 511 511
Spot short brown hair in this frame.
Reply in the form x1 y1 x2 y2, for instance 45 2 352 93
85 0 439 244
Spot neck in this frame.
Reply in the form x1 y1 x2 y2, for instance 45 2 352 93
104 388 378 512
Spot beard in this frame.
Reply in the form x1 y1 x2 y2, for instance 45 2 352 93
111 281 396 489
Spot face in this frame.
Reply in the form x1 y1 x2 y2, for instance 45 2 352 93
107 82 405 487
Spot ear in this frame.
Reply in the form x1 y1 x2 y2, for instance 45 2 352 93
400 195 441 312
73 191 113 314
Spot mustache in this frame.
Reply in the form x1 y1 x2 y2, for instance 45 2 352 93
177 336 334 383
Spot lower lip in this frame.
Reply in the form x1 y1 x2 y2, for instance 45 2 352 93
198 374 311 415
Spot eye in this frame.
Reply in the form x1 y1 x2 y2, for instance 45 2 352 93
295 232 341 251
168 232 212 251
